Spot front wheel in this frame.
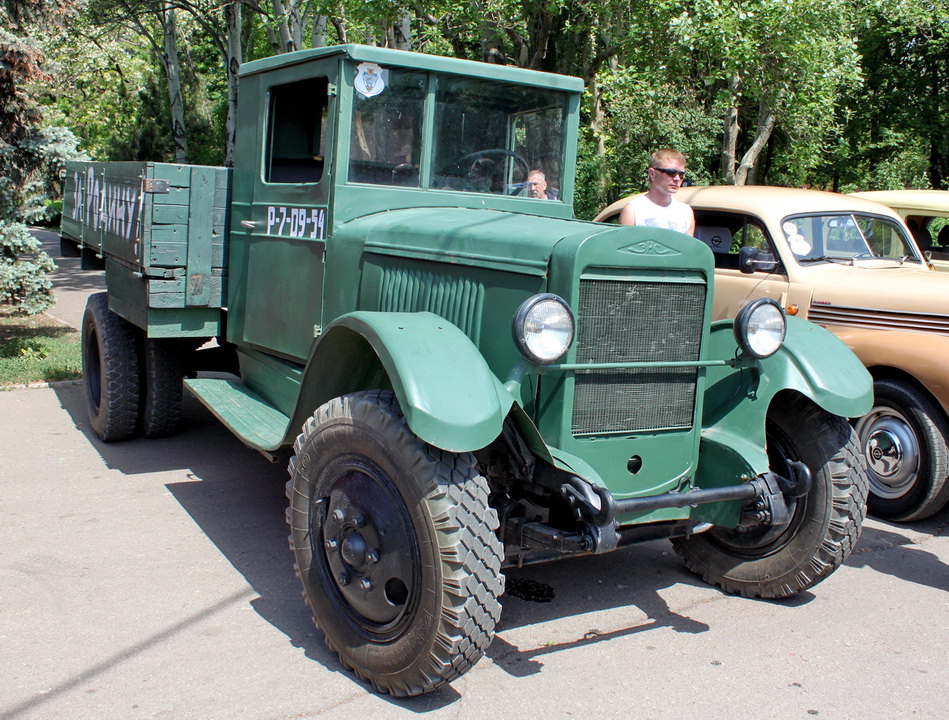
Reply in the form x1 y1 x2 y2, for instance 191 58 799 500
854 379 949 521
672 394 868 599
286 390 504 696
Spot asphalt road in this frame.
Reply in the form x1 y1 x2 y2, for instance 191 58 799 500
1 230 946 720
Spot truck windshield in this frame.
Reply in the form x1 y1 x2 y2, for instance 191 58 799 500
346 63 569 199
784 213 922 264
432 77 567 199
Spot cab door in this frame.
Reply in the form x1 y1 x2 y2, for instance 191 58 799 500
238 61 337 362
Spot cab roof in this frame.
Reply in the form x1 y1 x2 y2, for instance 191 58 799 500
239 43 585 93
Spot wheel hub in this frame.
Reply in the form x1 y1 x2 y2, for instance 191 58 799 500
859 412 920 499
317 469 417 629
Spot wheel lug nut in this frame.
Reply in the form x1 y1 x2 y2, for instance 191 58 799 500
325 538 338 550
338 572 351 586
353 514 366 528
366 549 379 564
333 508 346 523
360 579 372 591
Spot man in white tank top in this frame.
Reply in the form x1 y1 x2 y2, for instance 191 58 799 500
619 148 695 236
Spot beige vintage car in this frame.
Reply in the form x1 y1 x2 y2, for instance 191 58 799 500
850 189 949 270
596 185 949 521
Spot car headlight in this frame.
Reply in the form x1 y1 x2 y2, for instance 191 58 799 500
512 294 575 364
734 298 786 359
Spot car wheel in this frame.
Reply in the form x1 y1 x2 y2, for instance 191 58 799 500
81 292 141 441
854 379 949 521
139 336 184 438
286 390 504 696
672 394 867 598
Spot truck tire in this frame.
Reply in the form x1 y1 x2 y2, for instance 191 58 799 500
81 292 141 441
854 379 949 521
286 390 504 696
672 394 867 599
139 337 184 438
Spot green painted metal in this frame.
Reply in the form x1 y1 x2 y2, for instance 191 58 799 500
184 377 290 450
291 312 515 453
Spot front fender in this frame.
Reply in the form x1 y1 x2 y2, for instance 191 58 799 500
833 327 949 418
698 315 873 484
294 311 513 453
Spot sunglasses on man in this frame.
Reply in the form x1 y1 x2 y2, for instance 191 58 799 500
651 167 686 180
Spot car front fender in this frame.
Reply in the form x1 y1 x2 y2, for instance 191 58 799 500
698 315 872 487
294 311 513 453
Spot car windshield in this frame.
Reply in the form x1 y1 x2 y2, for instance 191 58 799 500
783 213 921 264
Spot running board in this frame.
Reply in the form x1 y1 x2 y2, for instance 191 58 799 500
185 377 290 451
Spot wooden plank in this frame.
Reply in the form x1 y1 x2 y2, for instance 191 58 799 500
185 166 215 307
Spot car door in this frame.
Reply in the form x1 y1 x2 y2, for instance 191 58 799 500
693 210 792 321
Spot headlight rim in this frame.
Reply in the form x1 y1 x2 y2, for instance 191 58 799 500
512 293 576 365
734 297 786 359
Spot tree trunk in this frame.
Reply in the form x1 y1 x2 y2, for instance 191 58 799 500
312 15 327 48
391 12 411 50
588 76 609 197
734 98 777 186
271 0 297 53
159 4 189 163
223 0 242 166
720 73 740 184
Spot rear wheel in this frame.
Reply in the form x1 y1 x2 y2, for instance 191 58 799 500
854 379 949 521
673 394 867 598
286 390 504 696
139 337 184 438
81 293 141 442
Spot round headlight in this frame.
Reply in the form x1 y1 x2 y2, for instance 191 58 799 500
734 298 786 359
512 294 575 364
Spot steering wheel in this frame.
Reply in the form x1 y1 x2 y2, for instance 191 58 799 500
442 149 530 193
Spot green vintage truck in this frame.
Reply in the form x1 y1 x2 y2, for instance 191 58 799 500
61 45 872 696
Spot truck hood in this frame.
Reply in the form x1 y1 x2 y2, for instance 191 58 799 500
334 207 712 277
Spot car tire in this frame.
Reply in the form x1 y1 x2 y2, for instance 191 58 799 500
672 394 867 599
854 379 949 521
286 390 504 696
81 292 141 442
139 336 184 439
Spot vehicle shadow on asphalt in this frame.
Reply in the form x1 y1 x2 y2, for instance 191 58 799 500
57 383 924 708
53 385 466 708
846 517 949 593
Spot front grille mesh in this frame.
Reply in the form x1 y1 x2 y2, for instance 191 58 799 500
571 278 705 436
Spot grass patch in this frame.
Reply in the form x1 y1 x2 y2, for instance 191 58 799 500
0 311 82 386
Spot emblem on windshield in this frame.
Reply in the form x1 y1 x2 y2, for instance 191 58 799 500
355 63 385 98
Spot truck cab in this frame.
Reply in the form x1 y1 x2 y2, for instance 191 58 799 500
63 45 872 697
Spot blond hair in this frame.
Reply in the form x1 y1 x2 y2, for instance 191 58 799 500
650 148 686 167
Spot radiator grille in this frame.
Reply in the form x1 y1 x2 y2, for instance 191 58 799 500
571 277 706 436
807 304 949 336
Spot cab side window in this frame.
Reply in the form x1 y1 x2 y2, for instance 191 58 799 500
694 211 781 272
266 77 328 184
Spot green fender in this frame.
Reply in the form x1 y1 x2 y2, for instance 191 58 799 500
293 311 514 453
700 315 873 482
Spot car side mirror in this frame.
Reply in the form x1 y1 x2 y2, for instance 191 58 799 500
739 246 778 274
